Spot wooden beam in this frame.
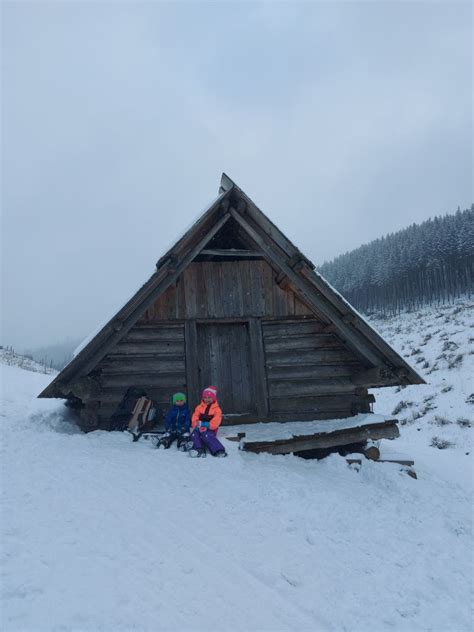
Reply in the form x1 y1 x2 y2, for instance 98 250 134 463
185 320 199 406
248 318 269 419
346 456 415 467
233 185 316 269
69 377 101 401
219 172 234 194
351 366 398 387
79 402 101 432
199 249 261 257
275 271 291 290
241 421 399 455
228 208 383 367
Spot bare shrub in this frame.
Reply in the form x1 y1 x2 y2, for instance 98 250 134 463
448 354 463 369
430 436 454 449
392 400 413 415
433 415 452 426
442 340 459 352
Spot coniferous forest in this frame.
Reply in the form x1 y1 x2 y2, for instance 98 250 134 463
318 205 474 315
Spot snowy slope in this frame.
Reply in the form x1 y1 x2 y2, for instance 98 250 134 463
1 308 473 632
370 298 473 488
0 348 57 376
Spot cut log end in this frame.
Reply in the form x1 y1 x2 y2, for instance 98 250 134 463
363 445 380 461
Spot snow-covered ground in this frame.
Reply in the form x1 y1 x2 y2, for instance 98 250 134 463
1 301 473 632
371 298 473 490
0 348 56 376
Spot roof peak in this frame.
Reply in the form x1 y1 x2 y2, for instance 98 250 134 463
219 172 236 194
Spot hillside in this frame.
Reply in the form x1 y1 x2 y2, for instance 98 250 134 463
22 338 80 371
372 299 473 447
1 300 472 631
0 347 57 376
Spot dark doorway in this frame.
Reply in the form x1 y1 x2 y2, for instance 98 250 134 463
196 322 255 415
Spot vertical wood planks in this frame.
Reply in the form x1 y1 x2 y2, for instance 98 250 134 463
185 320 200 406
248 318 269 418
196 322 256 414
142 260 318 320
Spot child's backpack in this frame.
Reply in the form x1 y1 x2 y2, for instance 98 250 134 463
109 387 158 439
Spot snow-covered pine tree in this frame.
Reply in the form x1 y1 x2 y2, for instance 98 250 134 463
318 205 474 314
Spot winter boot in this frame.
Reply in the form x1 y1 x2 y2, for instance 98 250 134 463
177 433 190 452
157 433 172 449
213 450 227 458
188 448 206 458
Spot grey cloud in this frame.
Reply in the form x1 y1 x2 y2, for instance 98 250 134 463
1 1 471 349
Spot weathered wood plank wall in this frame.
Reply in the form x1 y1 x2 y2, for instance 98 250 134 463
139 261 313 321
262 319 371 419
92 261 372 427
95 323 186 426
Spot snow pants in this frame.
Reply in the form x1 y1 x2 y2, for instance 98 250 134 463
159 431 189 449
191 428 225 455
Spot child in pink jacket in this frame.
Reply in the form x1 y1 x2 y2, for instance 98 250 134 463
189 386 227 458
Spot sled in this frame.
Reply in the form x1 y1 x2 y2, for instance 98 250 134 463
127 396 155 441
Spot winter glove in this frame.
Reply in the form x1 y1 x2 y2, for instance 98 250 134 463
199 413 212 422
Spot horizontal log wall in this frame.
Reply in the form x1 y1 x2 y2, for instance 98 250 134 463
262 319 371 418
92 318 373 426
95 323 186 427
139 260 313 322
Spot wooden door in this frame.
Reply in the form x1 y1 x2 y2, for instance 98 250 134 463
196 322 256 415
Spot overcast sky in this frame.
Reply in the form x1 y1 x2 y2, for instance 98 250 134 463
2 1 472 350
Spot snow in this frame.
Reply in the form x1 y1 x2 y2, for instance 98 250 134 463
370 297 473 489
2 297 473 632
0 348 56 376
226 413 394 444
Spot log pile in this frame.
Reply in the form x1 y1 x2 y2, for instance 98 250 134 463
234 415 400 456
224 418 417 478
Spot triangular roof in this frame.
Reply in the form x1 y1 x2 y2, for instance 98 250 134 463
40 173 424 398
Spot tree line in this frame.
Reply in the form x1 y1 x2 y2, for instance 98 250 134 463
317 205 474 315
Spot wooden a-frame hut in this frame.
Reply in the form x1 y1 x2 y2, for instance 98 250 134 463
39 174 424 432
